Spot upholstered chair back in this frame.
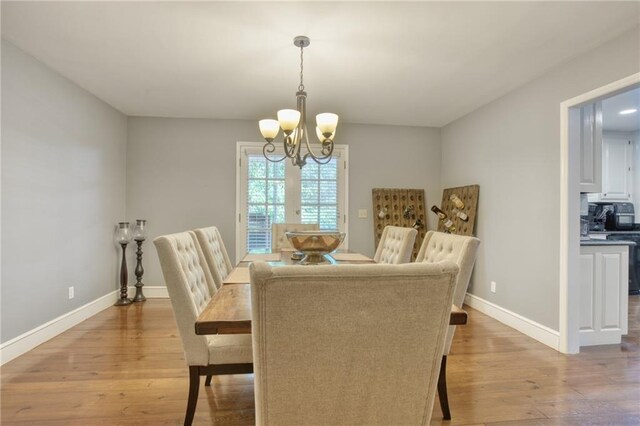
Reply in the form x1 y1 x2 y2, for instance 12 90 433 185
271 223 319 252
373 225 418 264
250 261 458 426
154 232 218 366
415 231 480 353
193 226 233 290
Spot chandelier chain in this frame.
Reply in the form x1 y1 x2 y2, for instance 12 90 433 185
298 44 304 92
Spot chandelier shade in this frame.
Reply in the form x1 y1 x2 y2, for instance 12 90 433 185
277 109 301 133
258 36 339 168
258 119 279 141
316 113 339 135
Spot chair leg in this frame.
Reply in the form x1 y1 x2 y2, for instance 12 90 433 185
438 355 451 420
205 374 212 386
185 366 200 426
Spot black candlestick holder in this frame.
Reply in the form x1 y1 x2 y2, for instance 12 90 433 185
133 238 147 302
115 241 133 306
114 221 133 306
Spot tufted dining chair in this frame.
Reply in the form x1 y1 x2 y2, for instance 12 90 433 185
193 226 233 290
154 232 253 426
415 231 480 420
250 261 459 426
373 225 418 264
271 223 319 252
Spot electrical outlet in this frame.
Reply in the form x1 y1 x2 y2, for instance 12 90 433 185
358 209 368 219
490 281 497 294
68 286 75 299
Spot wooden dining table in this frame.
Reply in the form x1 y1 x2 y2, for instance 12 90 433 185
195 251 468 336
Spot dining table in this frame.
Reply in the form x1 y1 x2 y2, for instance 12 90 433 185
195 250 468 336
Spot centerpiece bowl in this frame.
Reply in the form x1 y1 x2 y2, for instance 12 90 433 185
285 230 346 264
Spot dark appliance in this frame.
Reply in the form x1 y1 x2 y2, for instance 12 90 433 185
603 203 640 294
606 233 640 295
613 202 635 230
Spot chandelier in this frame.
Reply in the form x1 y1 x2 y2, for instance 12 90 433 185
258 36 338 168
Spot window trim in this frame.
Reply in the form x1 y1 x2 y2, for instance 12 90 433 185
235 141 349 262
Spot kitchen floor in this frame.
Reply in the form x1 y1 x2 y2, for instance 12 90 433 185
1 297 639 425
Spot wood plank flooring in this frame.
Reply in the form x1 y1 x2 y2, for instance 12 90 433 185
1 296 638 425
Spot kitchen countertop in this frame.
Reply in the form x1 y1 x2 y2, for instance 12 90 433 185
589 230 640 234
581 239 636 246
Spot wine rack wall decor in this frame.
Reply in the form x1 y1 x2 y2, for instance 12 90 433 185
372 188 427 261
437 185 480 236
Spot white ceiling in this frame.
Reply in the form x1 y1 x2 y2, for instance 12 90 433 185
602 87 640 132
2 2 639 127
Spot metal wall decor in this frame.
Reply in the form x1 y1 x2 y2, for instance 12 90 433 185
372 188 427 261
437 185 480 236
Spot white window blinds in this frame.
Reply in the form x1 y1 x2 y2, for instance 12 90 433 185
300 159 339 230
245 156 285 253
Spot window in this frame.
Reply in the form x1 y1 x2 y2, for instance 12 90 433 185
236 142 348 260
300 160 340 230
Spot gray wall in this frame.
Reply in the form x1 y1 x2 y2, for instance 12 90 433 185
339 123 442 254
441 28 640 330
6 25 635 344
1 40 127 343
126 117 441 287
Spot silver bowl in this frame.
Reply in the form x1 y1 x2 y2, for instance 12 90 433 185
285 230 346 264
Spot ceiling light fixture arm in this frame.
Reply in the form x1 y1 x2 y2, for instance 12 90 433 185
296 89 332 168
262 141 288 164
258 35 338 169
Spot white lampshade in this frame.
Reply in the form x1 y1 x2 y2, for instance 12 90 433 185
259 119 280 140
316 113 339 135
277 109 301 132
316 126 335 141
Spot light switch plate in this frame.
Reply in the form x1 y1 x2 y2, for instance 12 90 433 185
358 209 368 219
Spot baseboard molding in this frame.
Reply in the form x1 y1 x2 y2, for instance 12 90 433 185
464 293 560 351
0 290 118 365
1 286 169 365
127 285 168 298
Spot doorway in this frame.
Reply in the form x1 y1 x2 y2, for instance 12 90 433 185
560 73 640 354
235 142 349 261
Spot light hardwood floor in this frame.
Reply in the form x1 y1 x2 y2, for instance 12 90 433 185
2 297 639 425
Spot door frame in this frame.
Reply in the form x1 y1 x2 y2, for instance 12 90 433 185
234 141 349 262
559 72 639 354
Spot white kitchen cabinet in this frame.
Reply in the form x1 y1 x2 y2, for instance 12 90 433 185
601 136 633 200
579 244 629 346
578 102 602 193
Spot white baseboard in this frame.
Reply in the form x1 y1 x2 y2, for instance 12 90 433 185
0 284 170 365
1 286 170 365
464 293 560 351
127 285 168 298
0 290 118 365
